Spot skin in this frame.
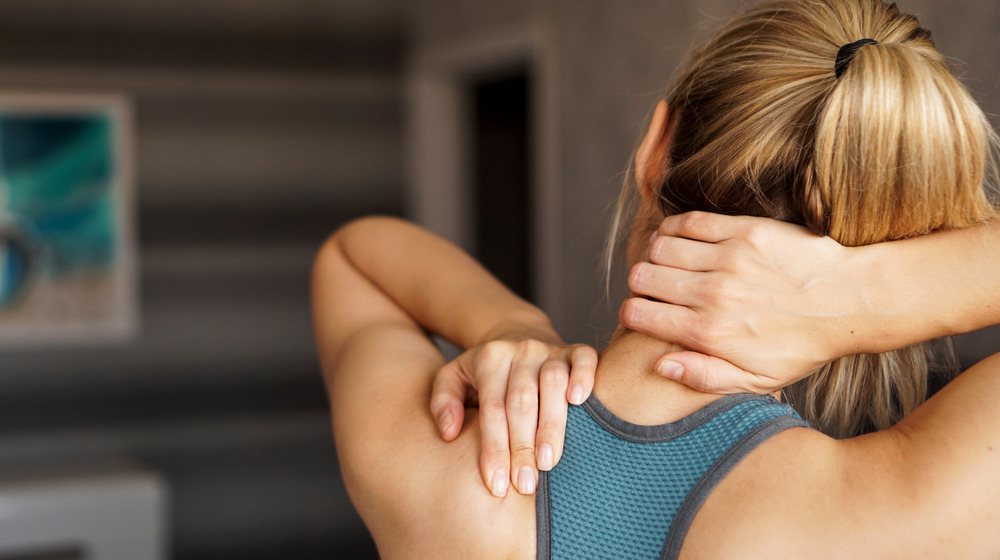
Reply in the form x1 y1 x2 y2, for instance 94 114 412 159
317 104 1000 558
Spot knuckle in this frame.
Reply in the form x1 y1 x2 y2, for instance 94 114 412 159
482 340 504 352
620 298 645 327
481 341 518 366
539 364 569 389
477 341 505 362
698 365 724 393
628 262 649 288
658 235 680 253
692 374 714 393
481 401 508 423
743 224 768 248
482 447 509 462
649 236 672 263
506 390 538 414
520 338 547 355
510 443 536 457
572 344 598 362
681 211 706 234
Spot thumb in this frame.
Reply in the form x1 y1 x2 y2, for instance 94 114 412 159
430 360 470 441
655 351 770 395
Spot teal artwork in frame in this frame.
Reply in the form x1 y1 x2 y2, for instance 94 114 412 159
0 94 137 346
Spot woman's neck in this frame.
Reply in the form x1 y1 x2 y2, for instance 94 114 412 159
592 328 726 425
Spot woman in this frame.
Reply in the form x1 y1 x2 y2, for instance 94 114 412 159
313 0 1000 557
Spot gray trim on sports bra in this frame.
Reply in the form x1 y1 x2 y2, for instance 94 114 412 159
581 392 774 443
659 412 807 559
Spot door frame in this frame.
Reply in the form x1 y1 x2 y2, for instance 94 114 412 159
406 24 564 320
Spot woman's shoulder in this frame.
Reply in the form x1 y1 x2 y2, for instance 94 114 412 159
319 277 538 559
680 424 929 559
680 426 837 558
348 410 538 560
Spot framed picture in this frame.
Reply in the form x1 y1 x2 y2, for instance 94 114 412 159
0 93 137 346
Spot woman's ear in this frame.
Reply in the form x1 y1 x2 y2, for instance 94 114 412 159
634 100 673 201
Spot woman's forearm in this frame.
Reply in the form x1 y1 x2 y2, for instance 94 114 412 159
329 216 560 349
855 220 1000 355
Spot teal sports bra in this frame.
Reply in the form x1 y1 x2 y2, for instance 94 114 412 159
536 393 809 560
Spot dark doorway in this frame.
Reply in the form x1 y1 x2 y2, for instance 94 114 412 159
471 70 534 302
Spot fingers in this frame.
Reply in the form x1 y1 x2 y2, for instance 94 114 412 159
567 345 598 406
506 351 544 495
475 346 515 498
647 234 723 271
534 345 597 472
628 262 703 306
535 357 569 473
619 297 702 350
452 338 597 498
656 211 753 243
655 351 776 394
430 361 469 442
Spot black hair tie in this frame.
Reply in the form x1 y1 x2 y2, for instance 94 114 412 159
835 38 879 79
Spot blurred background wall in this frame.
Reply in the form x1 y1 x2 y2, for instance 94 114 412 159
0 1 996 559
0 1 401 558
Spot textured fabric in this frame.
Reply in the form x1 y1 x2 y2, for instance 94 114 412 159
536 393 809 560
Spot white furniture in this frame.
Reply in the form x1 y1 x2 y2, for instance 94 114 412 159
0 458 167 560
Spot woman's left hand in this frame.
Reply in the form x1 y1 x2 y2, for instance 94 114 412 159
622 212 852 393
431 337 597 497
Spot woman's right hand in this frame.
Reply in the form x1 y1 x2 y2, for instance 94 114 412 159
621 212 868 394
431 336 597 497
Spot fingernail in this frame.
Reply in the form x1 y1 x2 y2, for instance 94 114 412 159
569 384 585 405
518 466 537 494
538 443 554 471
491 470 508 498
658 360 684 381
437 409 453 434
650 230 659 243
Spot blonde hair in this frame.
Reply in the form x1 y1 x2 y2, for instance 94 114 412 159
607 0 1000 438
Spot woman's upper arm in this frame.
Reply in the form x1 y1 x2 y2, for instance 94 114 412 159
312 229 420 364
804 353 1000 558
691 354 1000 560
312 232 440 490
322 325 524 558
312 233 525 558
312 233 433 525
